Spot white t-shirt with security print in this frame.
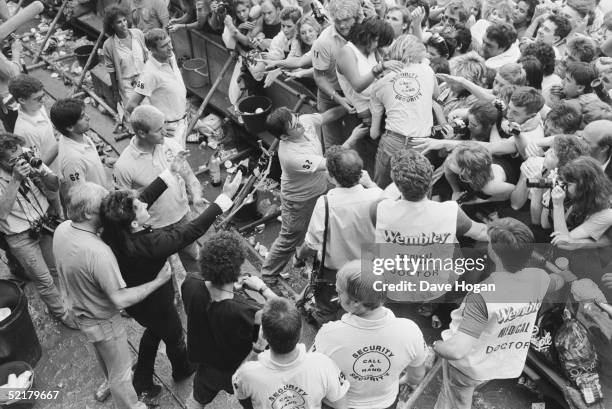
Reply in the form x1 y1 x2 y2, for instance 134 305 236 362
312 308 428 409
232 344 349 409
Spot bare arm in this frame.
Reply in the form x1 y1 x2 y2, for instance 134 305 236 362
434 332 478 360
336 46 377 93
125 93 146 116
0 178 20 221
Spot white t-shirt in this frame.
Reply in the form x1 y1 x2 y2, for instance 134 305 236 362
232 344 350 409
312 308 428 409
134 55 186 122
370 63 435 138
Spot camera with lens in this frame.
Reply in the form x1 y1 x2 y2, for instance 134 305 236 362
17 151 43 169
431 118 470 139
526 176 566 190
28 214 62 240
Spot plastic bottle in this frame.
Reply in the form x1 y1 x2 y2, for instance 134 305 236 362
210 152 221 187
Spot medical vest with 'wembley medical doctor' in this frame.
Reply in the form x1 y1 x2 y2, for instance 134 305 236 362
374 199 458 302
442 268 550 381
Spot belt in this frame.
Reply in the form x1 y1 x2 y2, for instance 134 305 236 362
165 114 186 124
383 129 427 146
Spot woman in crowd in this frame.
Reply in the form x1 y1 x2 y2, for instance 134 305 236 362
99 157 242 398
469 0 514 48
102 6 148 106
182 231 277 408
223 0 257 49
336 18 396 126
548 157 612 246
262 15 322 89
444 141 517 206
511 134 588 225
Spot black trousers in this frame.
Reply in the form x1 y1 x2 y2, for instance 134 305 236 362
131 300 191 391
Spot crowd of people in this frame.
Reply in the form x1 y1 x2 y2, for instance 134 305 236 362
1 0 612 408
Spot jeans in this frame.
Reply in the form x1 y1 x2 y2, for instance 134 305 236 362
5 230 67 318
261 196 320 277
317 91 359 150
131 299 192 392
80 315 146 409
434 359 484 409
374 133 421 189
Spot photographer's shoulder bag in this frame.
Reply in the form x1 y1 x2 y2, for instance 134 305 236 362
313 195 337 283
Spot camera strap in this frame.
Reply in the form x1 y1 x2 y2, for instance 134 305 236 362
15 180 47 227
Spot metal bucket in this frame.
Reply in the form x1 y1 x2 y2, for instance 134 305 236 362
182 58 209 89
237 96 272 133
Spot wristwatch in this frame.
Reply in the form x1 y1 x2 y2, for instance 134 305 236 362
258 285 268 295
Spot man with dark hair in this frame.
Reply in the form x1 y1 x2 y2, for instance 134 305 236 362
534 15 572 56
0 132 75 328
50 98 110 195
558 62 599 104
370 149 488 303
10 75 57 168
481 23 520 70
126 28 187 146
260 106 346 281
545 102 582 136
182 231 277 409
298 146 382 326
232 298 350 409
432 218 569 409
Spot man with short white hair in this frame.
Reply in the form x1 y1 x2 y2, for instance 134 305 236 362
114 105 204 272
54 182 172 409
126 29 187 146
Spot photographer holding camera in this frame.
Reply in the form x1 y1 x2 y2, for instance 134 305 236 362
546 156 612 249
0 132 75 328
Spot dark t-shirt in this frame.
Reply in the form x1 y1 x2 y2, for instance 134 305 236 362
182 275 258 371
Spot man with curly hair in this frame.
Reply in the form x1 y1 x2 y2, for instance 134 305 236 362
182 231 277 409
370 149 488 302
297 146 382 327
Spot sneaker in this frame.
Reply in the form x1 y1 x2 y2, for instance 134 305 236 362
172 363 197 382
94 380 110 402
